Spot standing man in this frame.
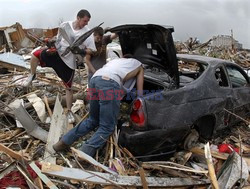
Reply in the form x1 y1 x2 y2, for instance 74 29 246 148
53 56 144 157
85 27 118 83
23 9 96 123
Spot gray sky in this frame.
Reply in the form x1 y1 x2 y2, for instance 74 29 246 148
0 0 249 48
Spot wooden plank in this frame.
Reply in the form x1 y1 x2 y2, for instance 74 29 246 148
204 143 219 189
42 162 110 185
138 167 148 189
0 60 28 72
43 94 67 164
190 147 229 160
44 95 53 118
71 147 117 175
0 128 23 142
41 162 210 187
157 164 208 174
30 162 58 189
16 164 40 189
143 161 208 174
142 163 190 178
110 158 126 175
34 177 44 189
0 143 29 162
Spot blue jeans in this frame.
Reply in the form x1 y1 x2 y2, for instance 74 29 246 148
62 76 121 157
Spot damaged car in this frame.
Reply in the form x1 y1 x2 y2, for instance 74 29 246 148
109 24 250 160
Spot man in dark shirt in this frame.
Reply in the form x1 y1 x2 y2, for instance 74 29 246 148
85 27 118 82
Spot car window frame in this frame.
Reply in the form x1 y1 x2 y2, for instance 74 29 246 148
224 64 250 88
214 65 230 88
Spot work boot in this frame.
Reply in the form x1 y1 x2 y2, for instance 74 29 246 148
67 110 75 124
53 140 69 152
23 73 36 87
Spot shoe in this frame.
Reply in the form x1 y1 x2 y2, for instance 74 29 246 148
53 140 69 152
67 111 75 124
23 74 36 87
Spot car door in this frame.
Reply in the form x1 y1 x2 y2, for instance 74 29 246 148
224 64 250 124
213 66 234 128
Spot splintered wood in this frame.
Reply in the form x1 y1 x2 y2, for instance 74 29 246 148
0 23 250 188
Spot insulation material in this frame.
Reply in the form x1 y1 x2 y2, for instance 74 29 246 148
27 93 46 122
7 99 24 128
71 99 85 113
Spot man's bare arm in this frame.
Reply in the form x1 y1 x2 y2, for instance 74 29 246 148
84 53 96 74
110 33 118 40
136 66 144 97
123 66 144 96
104 27 118 40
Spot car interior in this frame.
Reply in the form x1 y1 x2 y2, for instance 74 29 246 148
178 60 207 87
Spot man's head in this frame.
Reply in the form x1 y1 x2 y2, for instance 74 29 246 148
93 27 104 44
76 9 91 29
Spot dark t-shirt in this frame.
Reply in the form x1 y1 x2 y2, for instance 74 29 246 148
89 35 112 75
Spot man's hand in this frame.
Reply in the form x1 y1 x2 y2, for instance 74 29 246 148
43 38 56 48
85 48 93 55
70 46 86 56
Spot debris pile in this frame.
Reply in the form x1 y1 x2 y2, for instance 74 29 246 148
0 23 249 188
175 37 250 69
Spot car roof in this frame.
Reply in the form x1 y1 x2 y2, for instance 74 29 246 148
177 53 233 65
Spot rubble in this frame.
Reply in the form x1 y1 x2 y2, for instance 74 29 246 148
0 22 249 188
175 37 250 69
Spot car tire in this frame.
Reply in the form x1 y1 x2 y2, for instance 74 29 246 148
183 129 199 150
195 115 215 140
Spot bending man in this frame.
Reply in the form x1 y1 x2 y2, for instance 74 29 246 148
53 55 144 157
